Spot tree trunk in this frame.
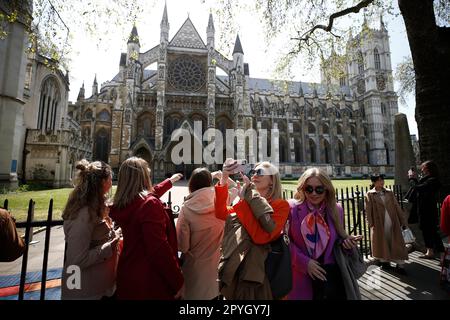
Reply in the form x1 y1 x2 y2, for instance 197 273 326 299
398 0 450 200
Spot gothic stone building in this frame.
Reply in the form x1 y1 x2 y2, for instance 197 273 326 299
70 5 397 180
0 1 91 189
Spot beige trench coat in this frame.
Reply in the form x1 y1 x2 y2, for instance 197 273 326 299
365 189 408 261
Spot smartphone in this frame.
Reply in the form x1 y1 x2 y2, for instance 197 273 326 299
224 158 251 175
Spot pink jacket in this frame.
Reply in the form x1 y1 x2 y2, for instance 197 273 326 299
287 200 344 300
176 187 224 299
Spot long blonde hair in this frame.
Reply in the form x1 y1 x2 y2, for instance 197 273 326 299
113 157 153 209
294 168 347 238
255 161 283 201
62 159 112 221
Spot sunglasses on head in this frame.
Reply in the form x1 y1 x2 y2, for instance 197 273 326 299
304 185 325 195
248 168 268 177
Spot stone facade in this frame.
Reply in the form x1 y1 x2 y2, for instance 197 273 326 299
0 1 92 189
70 6 397 179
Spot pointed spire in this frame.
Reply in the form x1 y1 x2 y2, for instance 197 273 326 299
207 12 215 32
92 75 98 96
297 82 303 96
128 25 140 45
77 82 85 101
233 34 244 55
161 2 169 26
331 40 336 57
380 12 387 32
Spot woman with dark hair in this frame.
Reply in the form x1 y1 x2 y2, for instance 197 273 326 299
408 160 445 259
365 174 408 274
61 160 119 300
176 168 225 300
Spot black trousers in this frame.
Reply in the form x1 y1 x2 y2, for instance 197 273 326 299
312 264 347 300
420 221 445 253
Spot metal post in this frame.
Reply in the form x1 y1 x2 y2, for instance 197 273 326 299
40 199 53 300
19 199 34 300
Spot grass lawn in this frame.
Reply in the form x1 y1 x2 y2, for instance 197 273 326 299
1 179 394 223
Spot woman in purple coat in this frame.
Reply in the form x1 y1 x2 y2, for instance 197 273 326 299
287 168 361 300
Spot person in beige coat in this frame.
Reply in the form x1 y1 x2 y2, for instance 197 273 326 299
365 174 408 275
176 168 225 300
61 160 120 300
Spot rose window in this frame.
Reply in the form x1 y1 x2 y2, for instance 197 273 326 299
168 56 206 92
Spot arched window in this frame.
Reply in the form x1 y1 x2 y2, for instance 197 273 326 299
381 103 386 116
337 124 343 135
323 124 329 135
294 138 303 162
352 141 358 164
365 142 370 164
339 76 346 87
94 129 109 163
338 141 344 164
84 110 93 120
324 139 331 164
374 48 381 70
385 143 390 165
98 110 111 122
364 126 369 137
357 51 364 75
308 123 316 134
351 125 356 136
143 118 152 137
309 139 316 163
38 77 60 131
279 136 288 163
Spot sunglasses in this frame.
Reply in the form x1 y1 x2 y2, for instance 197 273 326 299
248 168 269 177
304 185 325 195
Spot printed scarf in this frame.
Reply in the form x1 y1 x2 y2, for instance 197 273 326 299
300 201 331 259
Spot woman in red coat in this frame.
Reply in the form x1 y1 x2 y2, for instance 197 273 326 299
110 157 184 300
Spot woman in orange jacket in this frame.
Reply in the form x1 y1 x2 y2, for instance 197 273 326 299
215 160 290 299
215 161 289 245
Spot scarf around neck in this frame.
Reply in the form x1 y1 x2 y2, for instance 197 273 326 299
300 201 331 260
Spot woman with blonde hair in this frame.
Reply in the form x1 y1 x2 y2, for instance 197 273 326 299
61 159 120 300
215 160 290 299
109 157 184 300
287 168 361 300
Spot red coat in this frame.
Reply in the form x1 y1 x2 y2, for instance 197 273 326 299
110 179 183 300
441 195 450 237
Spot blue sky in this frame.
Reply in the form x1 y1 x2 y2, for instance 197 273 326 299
67 0 417 135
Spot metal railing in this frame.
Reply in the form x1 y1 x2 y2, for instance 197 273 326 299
2 192 180 301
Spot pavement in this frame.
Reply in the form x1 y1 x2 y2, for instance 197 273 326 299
1 180 449 300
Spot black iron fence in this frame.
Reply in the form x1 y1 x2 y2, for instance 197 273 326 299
1 193 180 301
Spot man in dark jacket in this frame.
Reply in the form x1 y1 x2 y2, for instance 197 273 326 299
408 161 445 259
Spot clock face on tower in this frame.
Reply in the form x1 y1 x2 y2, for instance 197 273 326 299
168 56 206 92
376 74 386 91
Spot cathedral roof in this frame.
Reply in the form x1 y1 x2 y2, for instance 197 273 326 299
242 77 352 97
169 17 206 50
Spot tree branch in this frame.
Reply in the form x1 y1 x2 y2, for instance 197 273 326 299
298 0 375 43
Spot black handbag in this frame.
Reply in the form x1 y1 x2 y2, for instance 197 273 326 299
265 233 292 299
